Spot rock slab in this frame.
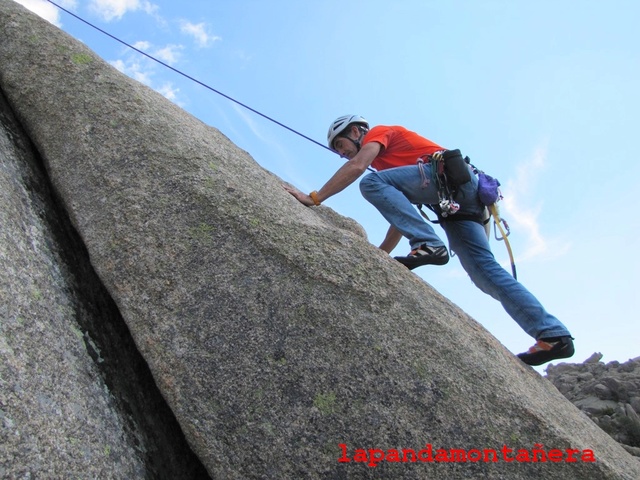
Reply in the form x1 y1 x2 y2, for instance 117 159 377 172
0 81 146 479
1 1 639 478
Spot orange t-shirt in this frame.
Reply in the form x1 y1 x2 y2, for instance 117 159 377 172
362 125 444 171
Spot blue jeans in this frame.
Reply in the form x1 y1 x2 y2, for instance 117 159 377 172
359 164 571 340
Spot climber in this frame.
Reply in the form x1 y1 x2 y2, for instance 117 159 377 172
284 115 574 366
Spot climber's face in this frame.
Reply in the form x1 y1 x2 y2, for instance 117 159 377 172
332 126 360 159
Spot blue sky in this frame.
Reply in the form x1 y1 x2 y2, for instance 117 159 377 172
21 0 640 373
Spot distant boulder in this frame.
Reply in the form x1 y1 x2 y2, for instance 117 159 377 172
547 354 640 458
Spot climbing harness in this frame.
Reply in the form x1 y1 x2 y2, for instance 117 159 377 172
418 151 518 279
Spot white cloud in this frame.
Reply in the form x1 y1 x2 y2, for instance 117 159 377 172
109 57 151 85
156 82 182 104
231 103 269 143
109 43 185 104
109 58 126 72
14 0 77 26
132 40 151 51
180 21 221 48
89 0 157 22
499 143 570 263
154 44 183 65
126 41 182 65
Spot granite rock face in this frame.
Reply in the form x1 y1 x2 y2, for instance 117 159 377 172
0 82 143 480
0 68 208 479
547 354 640 458
1 1 640 478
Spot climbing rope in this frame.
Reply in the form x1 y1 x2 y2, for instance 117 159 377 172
45 0 334 154
45 1 518 277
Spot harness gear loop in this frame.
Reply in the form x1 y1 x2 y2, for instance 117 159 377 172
429 151 460 217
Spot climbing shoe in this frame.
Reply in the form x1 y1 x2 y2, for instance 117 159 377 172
517 336 575 366
394 245 449 270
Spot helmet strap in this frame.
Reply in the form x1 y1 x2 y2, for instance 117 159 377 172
347 125 368 152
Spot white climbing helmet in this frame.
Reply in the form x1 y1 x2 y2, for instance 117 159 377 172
327 115 369 150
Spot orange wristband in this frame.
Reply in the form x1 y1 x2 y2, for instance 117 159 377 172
309 190 321 206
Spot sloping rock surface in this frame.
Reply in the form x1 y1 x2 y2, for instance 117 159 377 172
0 56 209 480
0 74 145 480
1 1 639 478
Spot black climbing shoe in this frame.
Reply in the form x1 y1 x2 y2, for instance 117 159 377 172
394 245 449 270
517 336 575 366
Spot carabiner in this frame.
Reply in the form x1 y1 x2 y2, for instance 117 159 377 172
494 218 511 241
